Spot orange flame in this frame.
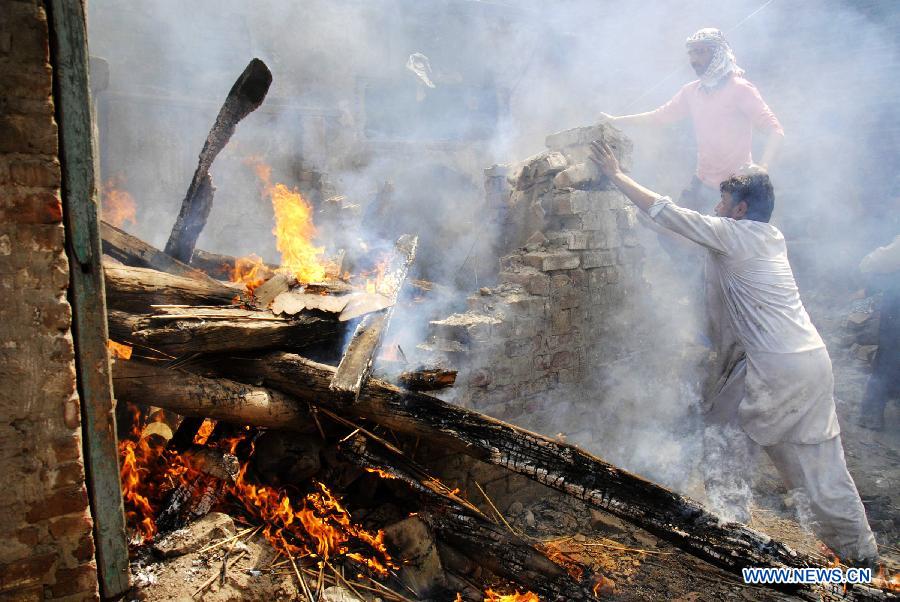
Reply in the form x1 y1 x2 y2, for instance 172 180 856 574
230 254 274 294
873 565 900 592
364 467 397 480
247 159 327 284
118 407 196 542
107 340 132 360
230 455 394 575
118 413 395 574
536 539 584 582
101 177 137 228
483 589 540 601
193 419 216 445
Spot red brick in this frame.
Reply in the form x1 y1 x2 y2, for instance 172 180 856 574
0 553 56 593
52 436 82 464
48 515 92 539
8 4 49 64
9 158 60 187
15 526 39 547
52 461 84 490
72 534 94 563
50 565 97 598
0 64 53 101
0 113 57 154
25 486 88 522
41 299 72 332
0 189 62 224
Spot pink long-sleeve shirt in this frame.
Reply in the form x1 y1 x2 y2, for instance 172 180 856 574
648 76 784 188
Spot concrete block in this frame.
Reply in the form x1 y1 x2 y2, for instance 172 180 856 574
581 249 618 269
523 250 579 272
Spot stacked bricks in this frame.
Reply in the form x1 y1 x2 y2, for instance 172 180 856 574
0 2 100 600
428 123 647 424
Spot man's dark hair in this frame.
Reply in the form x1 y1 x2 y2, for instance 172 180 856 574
719 173 775 222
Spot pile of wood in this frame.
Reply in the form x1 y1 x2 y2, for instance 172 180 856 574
102 59 892 601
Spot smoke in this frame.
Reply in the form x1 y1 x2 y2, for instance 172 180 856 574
87 1 899 500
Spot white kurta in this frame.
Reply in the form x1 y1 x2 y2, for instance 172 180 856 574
648 197 840 445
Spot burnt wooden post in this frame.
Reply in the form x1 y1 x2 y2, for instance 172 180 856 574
47 0 130 597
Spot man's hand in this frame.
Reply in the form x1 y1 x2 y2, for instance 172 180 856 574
589 140 621 178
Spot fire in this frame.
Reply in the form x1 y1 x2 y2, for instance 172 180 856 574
364 467 397 480
101 177 137 228
537 539 584 582
873 565 900 592
118 407 196 543
118 414 394 575
247 158 327 283
483 589 540 601
230 254 273 294
193 419 216 445
231 459 394 576
107 340 132 360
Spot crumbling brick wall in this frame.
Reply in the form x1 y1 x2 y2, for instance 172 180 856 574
428 124 648 440
0 2 99 599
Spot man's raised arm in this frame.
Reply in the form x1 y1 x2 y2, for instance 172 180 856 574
588 140 659 213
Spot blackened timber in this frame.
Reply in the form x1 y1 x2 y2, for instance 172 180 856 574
103 262 246 313
164 59 272 263
214 353 876 600
107 307 343 357
101 220 224 284
330 234 417 400
341 439 603 601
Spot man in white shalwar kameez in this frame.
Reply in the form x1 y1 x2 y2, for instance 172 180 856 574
589 141 878 565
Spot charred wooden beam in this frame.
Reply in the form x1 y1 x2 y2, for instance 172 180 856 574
398 367 457 391
165 58 272 263
101 220 219 283
341 438 604 601
330 234 417 400
103 262 246 313
107 306 344 357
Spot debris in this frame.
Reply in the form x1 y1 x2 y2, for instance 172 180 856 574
152 512 236 558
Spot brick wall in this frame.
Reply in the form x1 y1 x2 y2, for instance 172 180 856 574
427 125 647 431
0 1 99 600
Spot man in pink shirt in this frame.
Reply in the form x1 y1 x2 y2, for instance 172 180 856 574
603 28 785 212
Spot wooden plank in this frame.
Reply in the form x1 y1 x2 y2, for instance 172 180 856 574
164 59 272 263
330 234 417 400
47 0 129 596
100 220 222 283
103 262 245 313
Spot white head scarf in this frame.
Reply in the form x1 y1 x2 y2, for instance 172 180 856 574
686 28 744 90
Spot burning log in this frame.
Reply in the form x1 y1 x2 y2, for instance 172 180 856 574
155 446 240 534
107 306 344 358
103 262 246 313
165 58 273 263
330 234 418 400
398 366 457 391
189 248 272 281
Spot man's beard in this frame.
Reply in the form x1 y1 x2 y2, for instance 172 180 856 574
692 62 707 76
